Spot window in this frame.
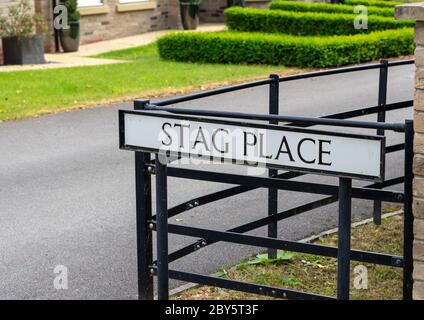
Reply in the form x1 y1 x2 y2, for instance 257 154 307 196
78 0 103 7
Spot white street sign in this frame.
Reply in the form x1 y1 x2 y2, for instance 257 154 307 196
120 111 385 181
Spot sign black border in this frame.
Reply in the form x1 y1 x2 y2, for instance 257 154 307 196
119 110 386 182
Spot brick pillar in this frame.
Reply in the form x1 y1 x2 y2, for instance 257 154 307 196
34 0 55 53
396 3 424 300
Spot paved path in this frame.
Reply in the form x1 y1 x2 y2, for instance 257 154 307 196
0 64 414 299
0 24 226 72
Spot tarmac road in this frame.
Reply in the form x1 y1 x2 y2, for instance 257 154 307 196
0 63 414 299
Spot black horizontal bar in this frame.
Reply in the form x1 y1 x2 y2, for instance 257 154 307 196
150 79 272 107
150 60 413 107
279 60 414 83
388 59 415 66
145 104 406 132
372 176 404 189
164 176 404 263
386 143 405 154
165 197 336 263
166 224 404 268
164 269 335 300
314 101 412 122
165 171 303 219
167 167 404 202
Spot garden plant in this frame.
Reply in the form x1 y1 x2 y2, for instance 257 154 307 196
158 0 414 68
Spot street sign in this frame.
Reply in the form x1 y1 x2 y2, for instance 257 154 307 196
119 110 385 181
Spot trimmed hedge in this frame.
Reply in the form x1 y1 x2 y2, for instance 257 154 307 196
157 29 414 68
224 7 414 36
344 0 401 8
270 1 394 17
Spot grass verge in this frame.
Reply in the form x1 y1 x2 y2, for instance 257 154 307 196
0 43 295 122
174 212 403 300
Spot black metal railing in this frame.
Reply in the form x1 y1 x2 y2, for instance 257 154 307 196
129 59 415 300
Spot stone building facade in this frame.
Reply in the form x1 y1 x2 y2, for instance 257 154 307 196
396 2 424 300
0 0 271 58
37 0 181 52
200 0 271 22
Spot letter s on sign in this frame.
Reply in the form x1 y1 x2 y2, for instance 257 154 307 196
161 122 172 146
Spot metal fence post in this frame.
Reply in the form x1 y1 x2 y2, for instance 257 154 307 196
134 100 154 300
403 120 414 300
337 178 352 300
268 74 279 259
156 153 169 300
373 59 389 225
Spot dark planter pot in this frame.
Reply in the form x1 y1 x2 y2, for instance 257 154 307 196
60 21 80 52
180 3 200 30
227 0 245 7
1 35 46 65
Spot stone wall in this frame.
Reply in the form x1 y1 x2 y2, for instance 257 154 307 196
1 0 272 57
199 0 227 22
34 0 55 53
75 0 179 45
396 2 424 300
199 0 272 23
40 0 180 49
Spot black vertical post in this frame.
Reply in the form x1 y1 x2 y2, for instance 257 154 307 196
403 120 414 300
156 153 169 300
268 74 279 259
373 59 389 225
52 0 60 52
337 178 352 300
134 100 153 300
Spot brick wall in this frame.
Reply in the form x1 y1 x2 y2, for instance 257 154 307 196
39 0 180 48
199 0 272 23
396 2 424 300
199 0 227 22
34 0 55 53
76 0 179 45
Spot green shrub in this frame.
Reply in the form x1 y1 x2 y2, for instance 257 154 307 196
157 29 414 68
344 0 401 8
224 7 413 36
270 1 394 17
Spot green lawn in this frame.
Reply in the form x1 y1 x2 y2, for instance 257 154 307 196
0 43 293 121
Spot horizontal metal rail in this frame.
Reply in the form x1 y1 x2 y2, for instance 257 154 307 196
157 164 402 221
163 268 335 300
161 223 403 268
144 104 406 132
144 79 272 108
161 177 404 264
164 171 303 219
386 143 405 153
148 60 414 107
166 167 404 203
278 60 414 83
293 101 412 126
